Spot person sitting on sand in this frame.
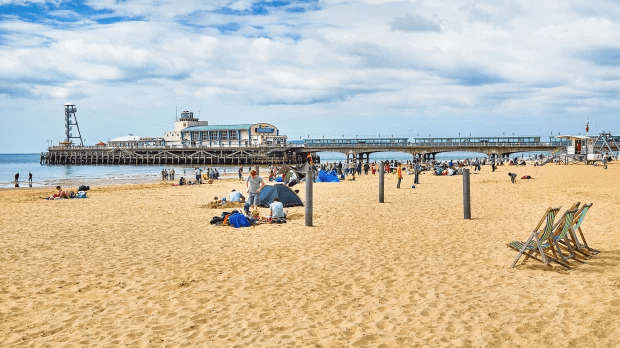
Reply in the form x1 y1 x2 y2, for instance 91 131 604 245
269 197 287 223
179 177 187 186
43 186 69 199
229 189 246 203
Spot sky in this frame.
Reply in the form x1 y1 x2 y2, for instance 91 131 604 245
1 0 619 153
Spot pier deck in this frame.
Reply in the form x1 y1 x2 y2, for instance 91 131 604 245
41 136 570 165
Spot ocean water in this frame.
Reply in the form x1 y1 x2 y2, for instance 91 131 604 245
0 154 248 188
1 150 550 188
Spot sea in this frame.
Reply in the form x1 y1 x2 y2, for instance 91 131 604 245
1 151 550 189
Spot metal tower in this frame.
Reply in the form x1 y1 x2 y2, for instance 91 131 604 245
64 103 83 146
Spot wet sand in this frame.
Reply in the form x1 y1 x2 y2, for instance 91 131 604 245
1 162 620 347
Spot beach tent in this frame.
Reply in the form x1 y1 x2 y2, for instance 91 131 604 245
258 184 304 208
277 163 309 180
317 170 340 182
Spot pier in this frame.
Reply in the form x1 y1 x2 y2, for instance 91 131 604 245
302 136 567 162
41 145 306 165
41 136 572 165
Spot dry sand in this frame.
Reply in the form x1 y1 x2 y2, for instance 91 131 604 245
1 162 620 347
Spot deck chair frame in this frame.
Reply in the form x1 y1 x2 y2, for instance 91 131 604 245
508 207 567 269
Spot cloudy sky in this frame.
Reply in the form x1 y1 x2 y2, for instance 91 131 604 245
1 0 619 153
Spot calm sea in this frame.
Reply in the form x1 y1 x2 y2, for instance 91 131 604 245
1 151 548 188
0 154 244 188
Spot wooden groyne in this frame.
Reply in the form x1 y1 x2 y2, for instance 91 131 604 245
41 145 310 165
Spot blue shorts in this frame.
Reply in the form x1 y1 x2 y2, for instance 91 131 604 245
248 192 260 205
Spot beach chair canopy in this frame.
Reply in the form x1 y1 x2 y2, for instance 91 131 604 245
259 184 304 208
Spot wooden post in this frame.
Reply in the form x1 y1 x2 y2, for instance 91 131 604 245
305 165 313 226
463 168 471 219
379 161 385 203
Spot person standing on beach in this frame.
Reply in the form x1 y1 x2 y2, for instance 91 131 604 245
15 173 19 182
195 167 202 184
238 166 243 181
28 172 32 184
397 165 403 188
414 161 420 184
170 168 175 180
246 169 265 210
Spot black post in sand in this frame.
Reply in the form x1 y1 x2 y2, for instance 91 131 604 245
379 161 385 203
305 165 313 226
463 168 471 219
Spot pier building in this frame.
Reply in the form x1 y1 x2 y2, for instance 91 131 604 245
180 123 286 147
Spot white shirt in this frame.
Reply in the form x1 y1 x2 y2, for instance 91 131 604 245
270 201 285 218
229 191 242 202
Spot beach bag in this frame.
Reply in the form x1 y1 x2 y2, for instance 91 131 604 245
210 216 223 224
77 191 87 198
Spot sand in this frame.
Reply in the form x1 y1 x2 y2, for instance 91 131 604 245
1 162 620 347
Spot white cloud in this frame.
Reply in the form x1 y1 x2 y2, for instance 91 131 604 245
1 0 620 153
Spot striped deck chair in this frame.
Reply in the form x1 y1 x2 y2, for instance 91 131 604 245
550 203 588 258
570 203 599 255
551 207 585 265
508 207 566 268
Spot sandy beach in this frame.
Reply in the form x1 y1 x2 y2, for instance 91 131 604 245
1 162 620 347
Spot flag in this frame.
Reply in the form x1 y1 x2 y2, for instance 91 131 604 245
586 120 589 133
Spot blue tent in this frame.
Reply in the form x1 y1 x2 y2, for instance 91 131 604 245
259 184 304 208
317 170 340 182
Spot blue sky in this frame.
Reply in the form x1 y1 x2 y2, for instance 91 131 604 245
1 0 619 153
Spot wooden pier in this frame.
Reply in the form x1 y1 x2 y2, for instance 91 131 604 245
41 136 575 166
41 145 309 165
